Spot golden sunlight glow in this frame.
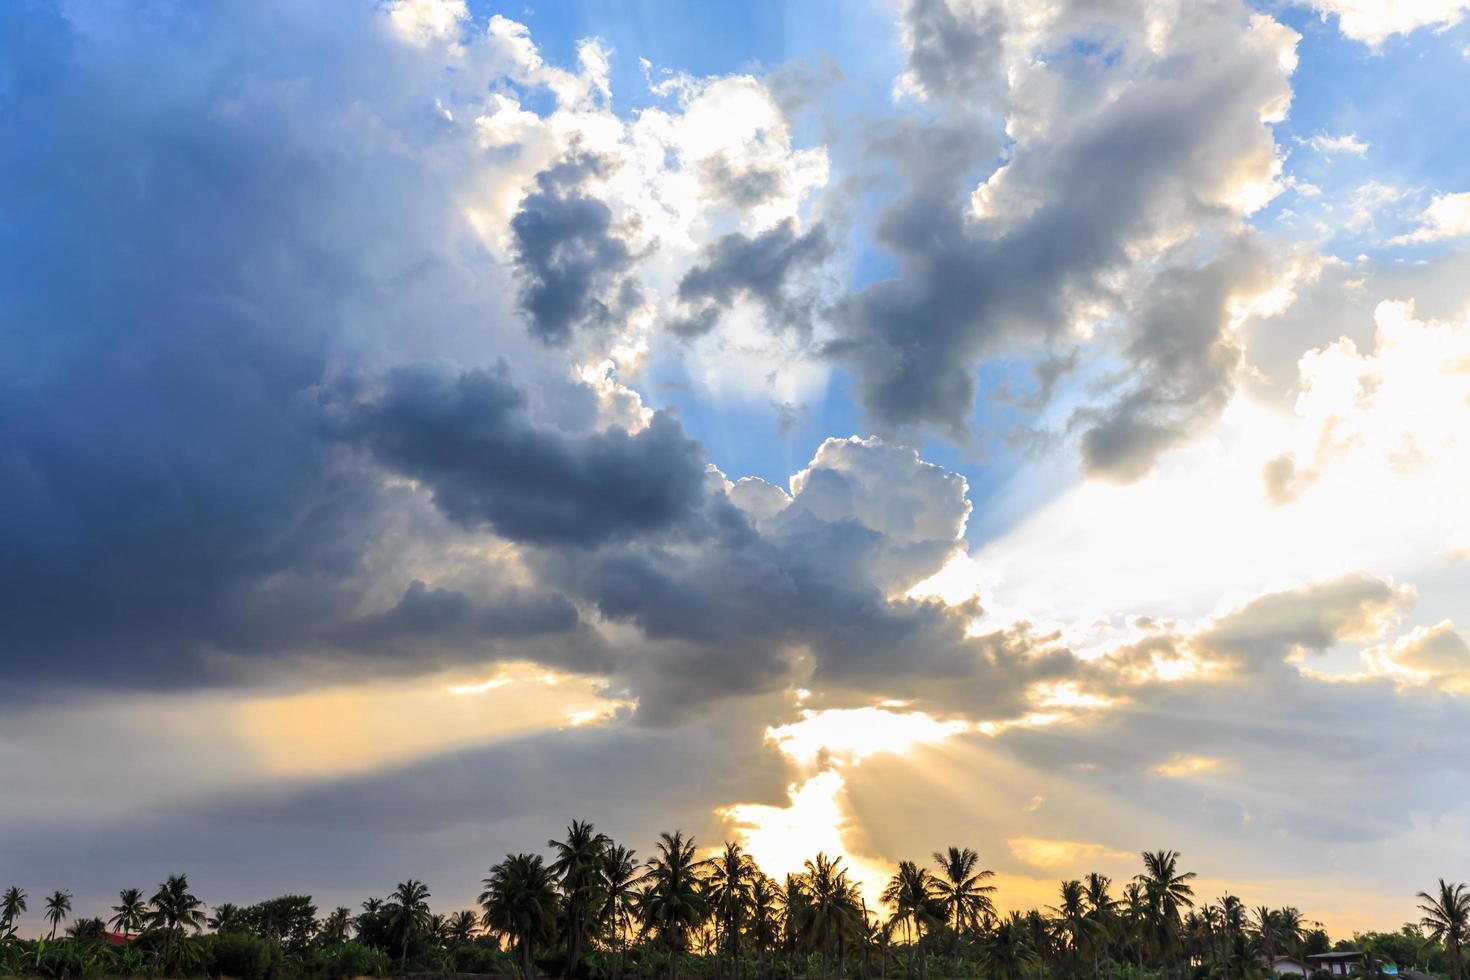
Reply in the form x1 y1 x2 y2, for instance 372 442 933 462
721 771 849 880
766 707 972 766
1151 754 1230 778
1007 837 1132 869
1032 681 1113 710
719 704 975 906
447 676 512 694
234 664 623 777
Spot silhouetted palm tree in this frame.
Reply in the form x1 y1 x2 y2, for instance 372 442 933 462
638 831 709 980
322 907 354 946
482 853 559 980
446 909 478 945
1276 907 1303 957
598 843 641 980
1418 880 1470 980
931 847 995 980
1 887 26 933
710 841 754 980
109 888 147 939
801 854 864 980
1135 851 1195 974
1219 894 1246 971
550 819 611 978
385 879 432 972
1083 873 1117 978
208 902 241 932
149 874 205 968
981 912 1040 979
1255 905 1279 965
779 874 810 980
44 890 72 940
882 861 941 980
1051 879 1096 978
748 873 782 980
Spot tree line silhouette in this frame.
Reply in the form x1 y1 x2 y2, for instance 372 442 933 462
4 822 1468 980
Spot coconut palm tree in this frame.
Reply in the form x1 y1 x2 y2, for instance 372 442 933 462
981 912 1040 980
1083 873 1117 978
803 855 865 980
207 902 240 932
1276 907 1304 957
550 820 611 978
749 874 782 980
931 847 995 980
1255 906 1280 965
1119 882 1149 969
1418 880 1470 980
801 853 852 980
322 907 354 947
709 842 754 980
149 874 205 968
1051 880 1096 979
779 874 811 980
446 909 478 945
598 843 641 980
482 853 560 980
44 891 72 940
109 888 147 939
1135 851 1195 975
385 879 433 972
882 861 942 980
1 888 26 933
637 831 710 980
429 912 450 945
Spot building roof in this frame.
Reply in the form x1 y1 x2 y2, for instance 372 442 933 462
1265 955 1312 971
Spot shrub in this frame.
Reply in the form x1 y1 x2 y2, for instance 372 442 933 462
210 930 280 980
306 940 389 980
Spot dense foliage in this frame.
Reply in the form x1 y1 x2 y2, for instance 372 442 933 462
2 827 1465 980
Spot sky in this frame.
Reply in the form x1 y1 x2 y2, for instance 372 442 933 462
2 0 1470 939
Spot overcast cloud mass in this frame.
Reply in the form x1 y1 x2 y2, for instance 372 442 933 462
2 0 1469 937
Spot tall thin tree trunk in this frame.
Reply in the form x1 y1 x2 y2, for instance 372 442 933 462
568 911 582 980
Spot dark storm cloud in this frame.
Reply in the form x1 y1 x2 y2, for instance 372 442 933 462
332 362 713 547
672 219 833 338
0 0 1050 726
362 580 579 640
0 0 399 692
529 438 1076 723
510 154 644 345
0 1 646 696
